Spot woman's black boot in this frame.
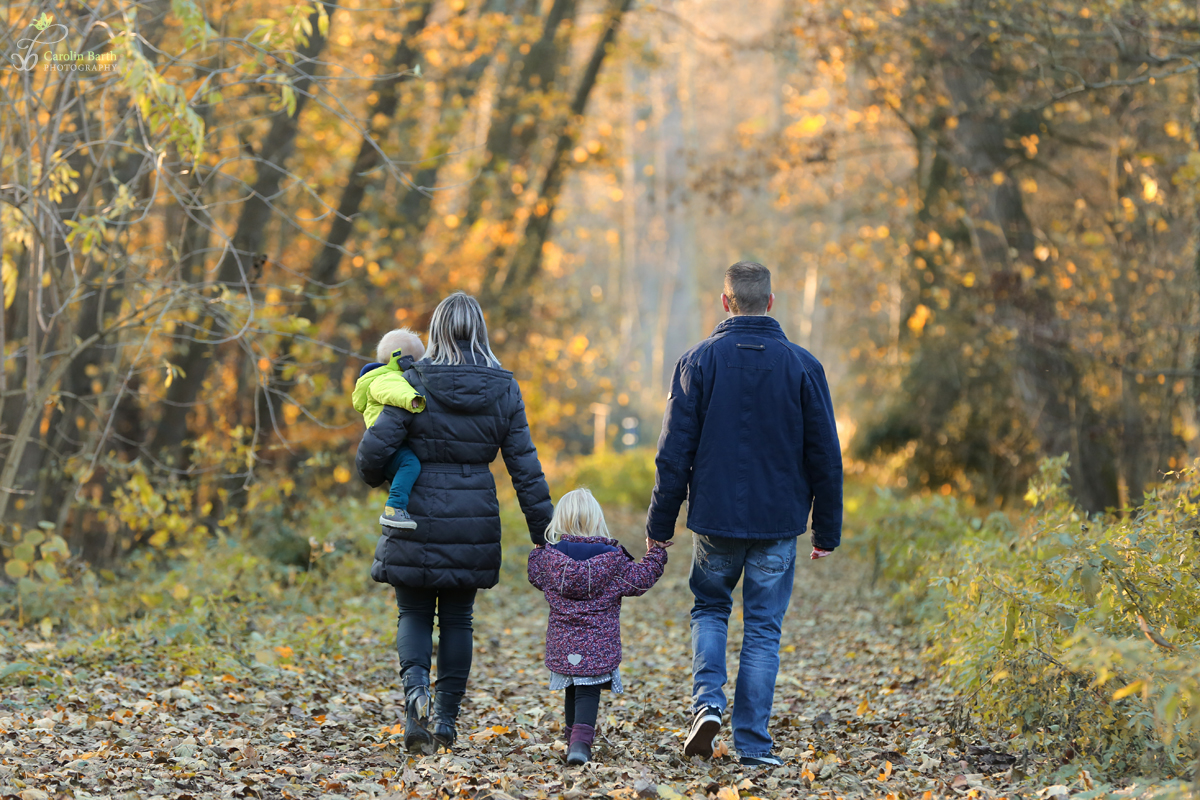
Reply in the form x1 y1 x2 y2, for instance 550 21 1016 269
402 667 434 755
429 691 462 750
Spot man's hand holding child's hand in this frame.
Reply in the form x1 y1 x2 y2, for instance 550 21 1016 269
810 547 833 560
647 538 674 551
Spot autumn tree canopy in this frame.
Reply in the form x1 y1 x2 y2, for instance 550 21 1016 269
3 0 1200 563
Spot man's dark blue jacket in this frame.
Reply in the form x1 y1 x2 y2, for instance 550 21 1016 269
645 315 843 550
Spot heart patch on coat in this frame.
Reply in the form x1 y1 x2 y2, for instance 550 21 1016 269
567 654 583 666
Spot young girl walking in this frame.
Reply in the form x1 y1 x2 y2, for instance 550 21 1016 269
528 489 670 765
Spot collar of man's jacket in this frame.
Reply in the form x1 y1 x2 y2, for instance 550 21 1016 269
712 314 785 337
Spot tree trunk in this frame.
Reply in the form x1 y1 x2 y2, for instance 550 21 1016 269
16 0 175 529
252 1 479 449
300 1 432 303
149 3 334 465
1191 55 1200 459
464 0 579 233
0 328 110 525
482 0 635 325
940 57 1118 512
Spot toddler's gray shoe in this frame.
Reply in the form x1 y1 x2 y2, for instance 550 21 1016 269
380 507 417 529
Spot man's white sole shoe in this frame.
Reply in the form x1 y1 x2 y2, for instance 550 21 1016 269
684 709 721 758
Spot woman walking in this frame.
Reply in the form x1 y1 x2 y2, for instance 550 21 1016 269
355 292 553 754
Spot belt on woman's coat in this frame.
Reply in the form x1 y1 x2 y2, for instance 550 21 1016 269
419 462 490 476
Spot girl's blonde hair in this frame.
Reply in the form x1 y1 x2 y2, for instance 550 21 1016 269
545 488 608 544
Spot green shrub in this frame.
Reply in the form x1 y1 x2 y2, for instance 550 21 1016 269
0 496 381 633
493 448 657 555
852 456 1200 780
554 448 657 510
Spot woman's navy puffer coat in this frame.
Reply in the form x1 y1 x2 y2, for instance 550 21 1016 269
356 351 553 590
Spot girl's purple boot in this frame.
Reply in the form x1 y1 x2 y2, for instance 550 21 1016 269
567 723 595 765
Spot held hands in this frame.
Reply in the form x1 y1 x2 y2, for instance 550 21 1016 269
810 547 833 560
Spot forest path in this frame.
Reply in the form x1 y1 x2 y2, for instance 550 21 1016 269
0 515 1028 800
464 519 1018 799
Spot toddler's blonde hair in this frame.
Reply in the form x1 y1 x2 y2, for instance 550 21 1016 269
545 488 608 544
377 327 425 363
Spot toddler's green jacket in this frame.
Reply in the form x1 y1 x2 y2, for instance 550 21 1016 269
352 350 426 427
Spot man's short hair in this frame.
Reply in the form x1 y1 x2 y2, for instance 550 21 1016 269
724 261 772 315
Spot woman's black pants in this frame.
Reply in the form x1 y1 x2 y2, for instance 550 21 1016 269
394 586 477 697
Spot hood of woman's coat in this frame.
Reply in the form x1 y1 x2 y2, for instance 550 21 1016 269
414 363 512 413
543 536 628 600
412 343 512 414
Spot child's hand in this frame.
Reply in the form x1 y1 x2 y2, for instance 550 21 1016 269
647 537 674 551
810 547 833 560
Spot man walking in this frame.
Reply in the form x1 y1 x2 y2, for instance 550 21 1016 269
645 261 843 767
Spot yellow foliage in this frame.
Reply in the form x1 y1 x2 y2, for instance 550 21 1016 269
906 304 931 333
852 458 1200 778
1 254 16 309
786 114 827 138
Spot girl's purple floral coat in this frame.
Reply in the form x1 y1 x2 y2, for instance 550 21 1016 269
528 535 667 676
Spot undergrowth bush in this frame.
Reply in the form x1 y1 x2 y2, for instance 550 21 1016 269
850 456 1200 781
0 496 385 636
554 448 657 510
494 448 657 548
6 449 639 632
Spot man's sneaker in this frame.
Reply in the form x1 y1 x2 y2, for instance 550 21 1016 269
740 754 784 767
380 507 417 529
683 706 722 758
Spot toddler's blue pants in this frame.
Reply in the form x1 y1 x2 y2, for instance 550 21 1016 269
384 444 421 511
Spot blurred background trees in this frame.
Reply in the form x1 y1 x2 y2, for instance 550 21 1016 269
2 0 1200 568
820 0 1200 513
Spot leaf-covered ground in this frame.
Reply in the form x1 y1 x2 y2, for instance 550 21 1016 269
0 512 1086 799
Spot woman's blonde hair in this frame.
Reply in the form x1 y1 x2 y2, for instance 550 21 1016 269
425 292 500 367
544 488 608 544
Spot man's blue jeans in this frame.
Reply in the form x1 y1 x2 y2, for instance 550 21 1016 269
385 444 421 511
690 534 796 759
